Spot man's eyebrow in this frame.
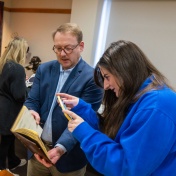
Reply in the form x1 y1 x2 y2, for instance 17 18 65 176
54 44 74 48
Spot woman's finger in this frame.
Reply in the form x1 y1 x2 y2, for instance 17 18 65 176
56 93 73 99
63 109 76 119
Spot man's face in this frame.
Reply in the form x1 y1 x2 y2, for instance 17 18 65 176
53 32 84 70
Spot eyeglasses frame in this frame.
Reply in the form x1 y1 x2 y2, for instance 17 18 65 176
52 43 80 55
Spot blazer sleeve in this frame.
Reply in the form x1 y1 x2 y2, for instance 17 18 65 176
56 65 103 152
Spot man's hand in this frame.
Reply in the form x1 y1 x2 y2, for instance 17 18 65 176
48 146 65 164
34 146 65 167
29 110 40 125
34 154 53 168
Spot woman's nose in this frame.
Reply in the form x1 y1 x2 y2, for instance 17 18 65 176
104 80 110 90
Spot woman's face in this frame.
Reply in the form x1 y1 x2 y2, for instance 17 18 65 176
100 67 120 97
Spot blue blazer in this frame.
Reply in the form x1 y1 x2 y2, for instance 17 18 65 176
24 58 103 172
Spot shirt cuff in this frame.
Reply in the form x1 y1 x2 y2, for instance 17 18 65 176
54 143 67 153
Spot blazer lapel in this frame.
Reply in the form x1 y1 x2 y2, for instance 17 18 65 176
48 61 60 107
60 59 83 93
53 59 84 110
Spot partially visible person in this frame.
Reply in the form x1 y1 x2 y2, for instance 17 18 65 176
24 23 103 176
25 56 41 92
0 37 29 175
59 40 176 176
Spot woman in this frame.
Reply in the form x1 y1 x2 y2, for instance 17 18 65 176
57 40 176 176
0 37 29 174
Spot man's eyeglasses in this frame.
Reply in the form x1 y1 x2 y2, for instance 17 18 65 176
53 43 79 54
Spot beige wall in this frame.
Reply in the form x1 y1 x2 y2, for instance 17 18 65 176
1 0 12 53
1 0 102 67
10 0 71 8
2 0 72 65
1 0 176 88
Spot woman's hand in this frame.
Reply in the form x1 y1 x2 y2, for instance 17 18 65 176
64 109 84 132
56 93 79 109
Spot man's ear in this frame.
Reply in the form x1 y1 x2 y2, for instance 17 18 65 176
79 41 84 52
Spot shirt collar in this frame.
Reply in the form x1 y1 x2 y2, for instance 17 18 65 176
59 57 81 73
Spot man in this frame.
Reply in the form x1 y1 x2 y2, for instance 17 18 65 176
24 23 103 176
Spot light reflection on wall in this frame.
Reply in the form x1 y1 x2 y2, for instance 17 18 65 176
93 0 111 67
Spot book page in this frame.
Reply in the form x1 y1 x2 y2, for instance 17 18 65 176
11 106 42 136
11 106 52 162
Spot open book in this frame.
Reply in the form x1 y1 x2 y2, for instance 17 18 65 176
11 106 52 163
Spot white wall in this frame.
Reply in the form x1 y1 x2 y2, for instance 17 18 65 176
106 0 176 88
70 0 103 65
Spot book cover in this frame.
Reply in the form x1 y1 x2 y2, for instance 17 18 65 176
11 105 52 163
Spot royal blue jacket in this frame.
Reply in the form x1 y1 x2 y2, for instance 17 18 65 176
24 59 103 172
71 77 176 176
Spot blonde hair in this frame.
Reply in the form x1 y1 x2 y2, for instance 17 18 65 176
52 23 83 43
0 37 29 74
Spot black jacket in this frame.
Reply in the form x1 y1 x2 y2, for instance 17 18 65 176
0 61 27 135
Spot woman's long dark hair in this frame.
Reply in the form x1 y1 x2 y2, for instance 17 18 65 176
94 40 172 139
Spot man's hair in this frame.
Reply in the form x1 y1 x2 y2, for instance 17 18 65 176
0 37 29 73
52 23 83 43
